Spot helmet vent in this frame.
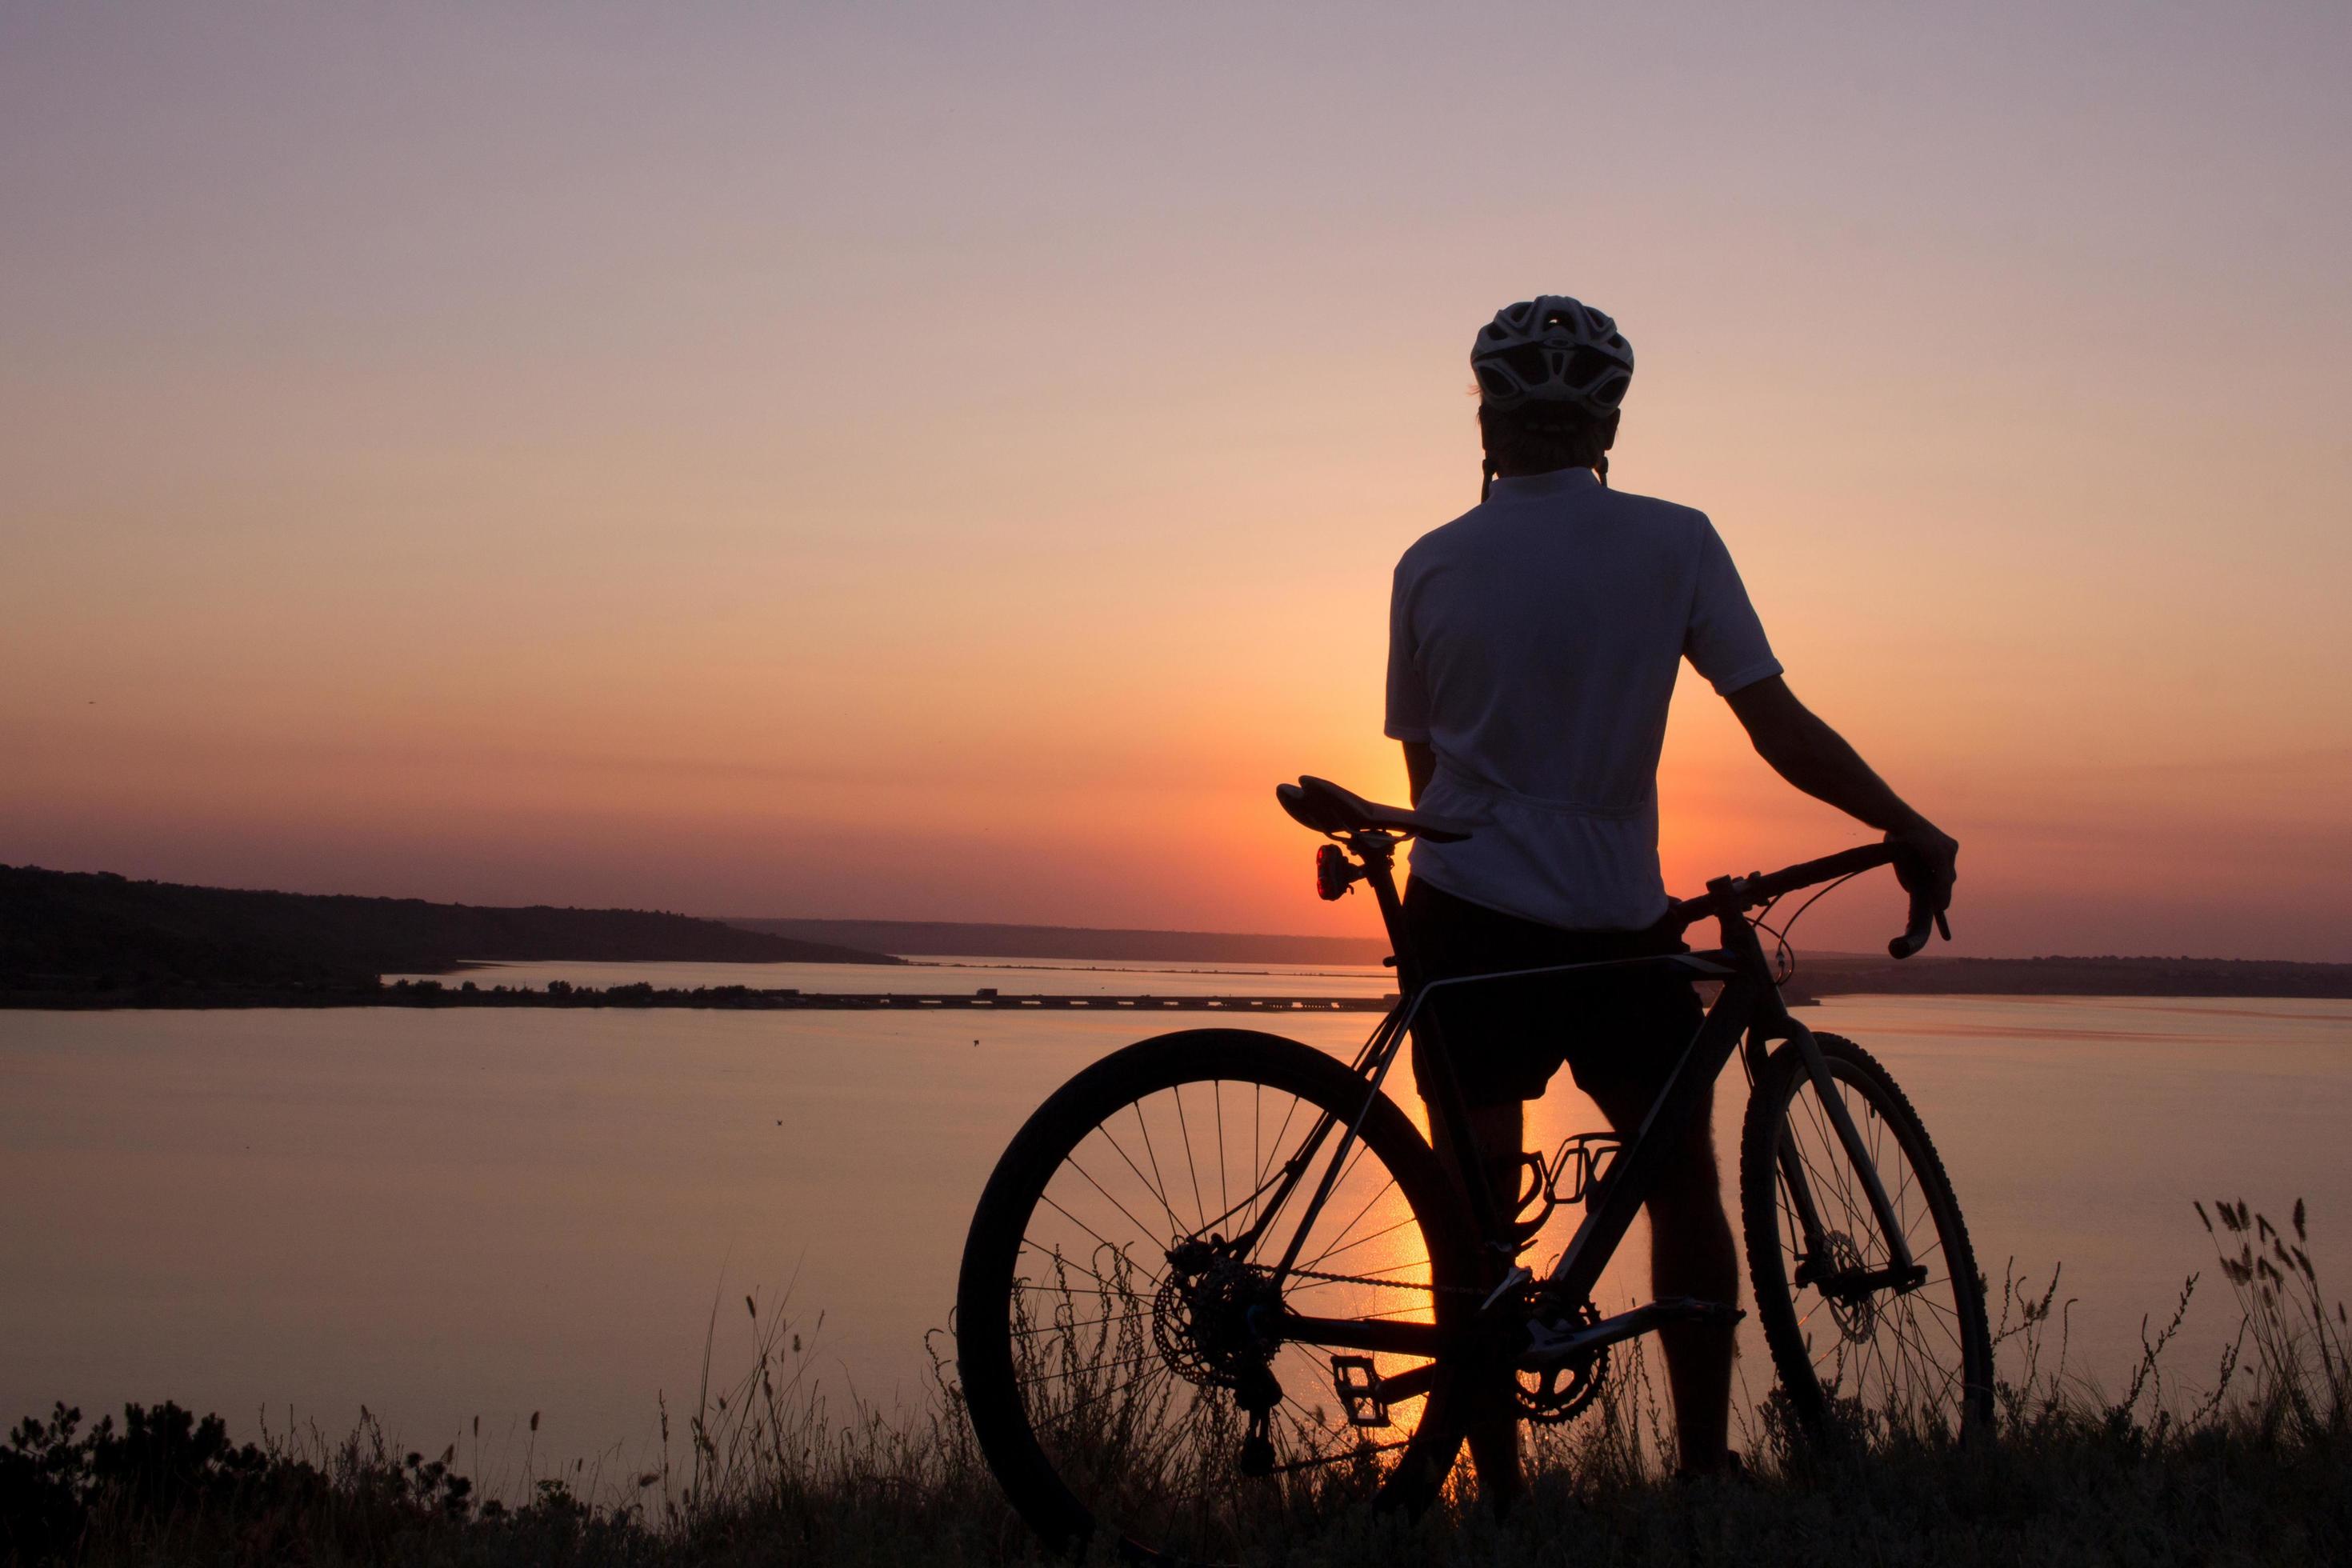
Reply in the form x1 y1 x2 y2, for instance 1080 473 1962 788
1470 294 1633 413
1565 346 1618 387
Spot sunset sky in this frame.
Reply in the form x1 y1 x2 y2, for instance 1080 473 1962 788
4 4 2348 959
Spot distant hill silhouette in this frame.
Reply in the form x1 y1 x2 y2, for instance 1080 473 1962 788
1789 951 2352 1000
1 865 900 994
732 917 1391 966
738 915 2352 998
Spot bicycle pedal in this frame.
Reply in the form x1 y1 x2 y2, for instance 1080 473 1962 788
1330 1355 1390 1429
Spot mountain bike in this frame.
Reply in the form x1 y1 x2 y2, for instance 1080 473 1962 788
957 775 1991 1562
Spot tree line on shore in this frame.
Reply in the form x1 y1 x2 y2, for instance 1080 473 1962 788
0 864 900 1001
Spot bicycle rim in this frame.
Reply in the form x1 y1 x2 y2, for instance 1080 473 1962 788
1741 1031 1993 1446
957 1030 1474 1563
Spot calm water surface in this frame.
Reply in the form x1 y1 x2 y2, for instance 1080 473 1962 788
4 966 2346 1484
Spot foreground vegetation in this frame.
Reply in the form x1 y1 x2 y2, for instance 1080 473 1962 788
6 1202 2344 1566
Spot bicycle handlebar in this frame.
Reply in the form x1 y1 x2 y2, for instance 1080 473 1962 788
1666 842 1950 961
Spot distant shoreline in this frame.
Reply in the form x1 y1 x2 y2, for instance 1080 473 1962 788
732 918 2352 998
0 979 1402 1012
1783 952 2352 1002
10 863 2350 1007
8 967 2352 1010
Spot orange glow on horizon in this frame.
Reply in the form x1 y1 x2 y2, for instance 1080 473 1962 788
4 7 2349 960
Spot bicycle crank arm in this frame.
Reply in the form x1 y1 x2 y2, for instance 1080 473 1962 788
1363 1361 1437 1406
1522 1296 1745 1370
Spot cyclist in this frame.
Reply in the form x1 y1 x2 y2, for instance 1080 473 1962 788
1385 296 1959 1486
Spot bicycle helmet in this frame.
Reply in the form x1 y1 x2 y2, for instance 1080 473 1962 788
1470 296 1634 415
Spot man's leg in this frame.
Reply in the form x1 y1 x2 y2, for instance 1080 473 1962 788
1587 1076 1738 1474
1426 1097 1526 1503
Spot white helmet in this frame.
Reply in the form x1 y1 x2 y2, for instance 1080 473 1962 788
1470 296 1634 415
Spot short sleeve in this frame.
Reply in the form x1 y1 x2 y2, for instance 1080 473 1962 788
1384 558 1432 742
1685 516 1783 696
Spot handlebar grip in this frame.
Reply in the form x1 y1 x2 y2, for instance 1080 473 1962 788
1887 902 1952 960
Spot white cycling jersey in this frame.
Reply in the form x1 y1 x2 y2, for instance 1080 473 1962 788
1385 466 1782 931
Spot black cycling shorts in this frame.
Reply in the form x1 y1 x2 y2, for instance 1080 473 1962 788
1402 876 1704 1108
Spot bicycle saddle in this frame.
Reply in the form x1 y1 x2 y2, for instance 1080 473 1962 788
1274 775 1476 842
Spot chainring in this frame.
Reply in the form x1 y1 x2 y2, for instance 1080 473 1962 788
1517 1296 1610 1425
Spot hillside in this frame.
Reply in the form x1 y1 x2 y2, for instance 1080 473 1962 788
0 865 900 995
737 916 2352 998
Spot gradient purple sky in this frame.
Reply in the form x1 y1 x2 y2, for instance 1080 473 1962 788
5 4 2350 957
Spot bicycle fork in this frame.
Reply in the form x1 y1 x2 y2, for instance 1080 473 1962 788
1766 1022 1925 1296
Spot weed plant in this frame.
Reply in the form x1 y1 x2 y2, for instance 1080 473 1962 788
4 1202 2345 1566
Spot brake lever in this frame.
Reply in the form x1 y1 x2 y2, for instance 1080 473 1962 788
1887 906 1953 960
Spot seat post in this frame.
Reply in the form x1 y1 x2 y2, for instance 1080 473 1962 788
1352 833 1418 988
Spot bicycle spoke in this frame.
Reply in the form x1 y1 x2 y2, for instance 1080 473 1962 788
1092 1118 1183 1237
1131 1101 1182 1237
1301 1207 1422 1272
1171 1082 1207 1230
1029 1362 1174 1432
1298 1174 1402 1274
1010 1310 1130 1339
1214 1079 1230 1225
1015 1243 1148 1294
1909 1286 1967 1356
1035 1193 1164 1288
1063 1154 1174 1258
1249 1082 1263 1234
1021 1348 1163 1389
1256 1089 1304 1195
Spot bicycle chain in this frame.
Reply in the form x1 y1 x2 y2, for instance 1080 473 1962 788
1274 1262 1606 1423
1278 1262 1485 1295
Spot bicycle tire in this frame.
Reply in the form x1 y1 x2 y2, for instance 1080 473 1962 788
1739 1031 1994 1446
957 1030 1478 1564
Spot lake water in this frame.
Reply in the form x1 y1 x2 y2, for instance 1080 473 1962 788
4 964 2346 1488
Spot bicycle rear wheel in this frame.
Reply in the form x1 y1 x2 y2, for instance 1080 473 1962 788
957 1030 1476 1564
1740 1031 1993 1446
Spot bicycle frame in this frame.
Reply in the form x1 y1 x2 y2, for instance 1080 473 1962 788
1235 830 1922 1366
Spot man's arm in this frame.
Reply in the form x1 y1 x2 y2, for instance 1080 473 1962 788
1402 741 1435 806
1724 676 1959 913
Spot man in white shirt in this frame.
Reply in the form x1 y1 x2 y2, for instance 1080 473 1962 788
1387 296 1958 1486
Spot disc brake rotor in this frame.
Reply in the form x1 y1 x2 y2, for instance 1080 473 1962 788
1814 1231 1881 1341
1153 1242 1283 1391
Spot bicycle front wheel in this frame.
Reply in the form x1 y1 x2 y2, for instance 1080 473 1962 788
1740 1030 1993 1446
957 1030 1477 1564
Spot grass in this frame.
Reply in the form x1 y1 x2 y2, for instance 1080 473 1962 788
5 1200 2346 1567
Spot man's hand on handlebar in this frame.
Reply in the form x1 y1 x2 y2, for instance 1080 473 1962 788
1885 817 1958 922
1726 678 1958 949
